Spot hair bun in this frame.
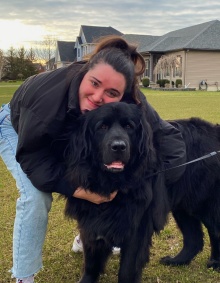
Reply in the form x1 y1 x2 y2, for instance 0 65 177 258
93 35 145 76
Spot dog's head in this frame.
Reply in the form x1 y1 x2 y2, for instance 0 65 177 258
67 102 155 174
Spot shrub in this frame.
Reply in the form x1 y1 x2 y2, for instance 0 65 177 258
156 79 170 87
175 79 182 88
156 79 162 86
142 77 150 87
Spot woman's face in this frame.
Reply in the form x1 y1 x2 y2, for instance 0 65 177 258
79 63 126 113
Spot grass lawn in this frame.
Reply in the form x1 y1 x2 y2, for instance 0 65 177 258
141 88 220 123
1 84 220 282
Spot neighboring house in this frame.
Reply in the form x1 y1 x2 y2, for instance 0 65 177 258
54 25 123 68
139 20 220 90
33 63 46 73
45 57 56 71
54 41 77 69
54 21 220 90
75 25 124 61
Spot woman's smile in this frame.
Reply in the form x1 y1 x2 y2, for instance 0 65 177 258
79 63 126 112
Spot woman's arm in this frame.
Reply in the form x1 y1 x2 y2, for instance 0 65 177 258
73 188 118 204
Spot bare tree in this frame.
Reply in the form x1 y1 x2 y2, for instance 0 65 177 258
154 54 182 87
35 35 56 69
0 49 5 80
27 47 37 63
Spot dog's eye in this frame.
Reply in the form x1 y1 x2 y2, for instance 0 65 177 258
100 124 108 130
124 122 135 129
95 122 109 131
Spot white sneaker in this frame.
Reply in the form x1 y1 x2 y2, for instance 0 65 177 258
16 276 34 283
72 234 83 252
72 235 120 255
112 246 120 255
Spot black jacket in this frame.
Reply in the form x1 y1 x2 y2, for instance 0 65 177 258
10 62 186 196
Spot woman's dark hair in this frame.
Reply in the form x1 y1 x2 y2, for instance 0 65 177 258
87 36 146 103
63 36 145 146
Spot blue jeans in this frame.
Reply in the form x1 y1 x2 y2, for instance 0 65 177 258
0 103 53 278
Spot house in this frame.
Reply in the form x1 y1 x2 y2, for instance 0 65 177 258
54 25 123 68
54 21 220 90
33 63 46 73
45 57 56 71
138 20 220 90
75 25 123 61
54 41 77 69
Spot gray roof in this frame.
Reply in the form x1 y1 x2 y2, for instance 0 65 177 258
81 25 123 43
57 41 77 62
77 36 82 45
122 34 160 52
146 20 220 52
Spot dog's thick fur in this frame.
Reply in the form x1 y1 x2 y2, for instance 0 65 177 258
65 102 220 282
160 117 220 270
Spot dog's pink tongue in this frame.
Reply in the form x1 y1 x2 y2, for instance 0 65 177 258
105 161 124 169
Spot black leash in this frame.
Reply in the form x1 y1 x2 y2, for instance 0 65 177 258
147 150 220 178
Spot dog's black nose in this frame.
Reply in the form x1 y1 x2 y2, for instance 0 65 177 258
111 140 126 152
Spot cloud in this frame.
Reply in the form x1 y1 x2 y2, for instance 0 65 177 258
0 0 220 48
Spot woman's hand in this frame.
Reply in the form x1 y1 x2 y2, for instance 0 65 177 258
73 187 118 204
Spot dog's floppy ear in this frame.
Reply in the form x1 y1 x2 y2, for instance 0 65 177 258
66 115 92 165
137 103 157 165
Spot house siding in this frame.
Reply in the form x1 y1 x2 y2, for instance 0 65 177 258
56 53 62 69
75 39 81 61
185 51 220 90
157 50 220 90
82 43 96 59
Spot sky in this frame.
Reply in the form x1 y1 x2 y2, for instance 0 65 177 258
1 0 220 51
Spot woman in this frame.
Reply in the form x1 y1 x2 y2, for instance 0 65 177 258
0 36 186 283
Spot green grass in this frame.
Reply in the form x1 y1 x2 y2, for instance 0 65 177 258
0 81 22 103
140 88 220 123
1 85 220 282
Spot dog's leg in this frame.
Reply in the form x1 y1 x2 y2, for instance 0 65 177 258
78 239 112 283
118 246 147 283
160 210 204 266
206 226 220 271
118 216 153 283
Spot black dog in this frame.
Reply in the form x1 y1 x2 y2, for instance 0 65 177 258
65 102 220 282
160 117 220 270
65 102 169 283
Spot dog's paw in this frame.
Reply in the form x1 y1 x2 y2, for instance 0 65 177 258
207 259 220 272
160 255 190 266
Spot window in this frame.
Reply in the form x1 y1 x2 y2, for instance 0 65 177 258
145 59 150 77
165 67 170 77
77 48 81 58
174 55 182 77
